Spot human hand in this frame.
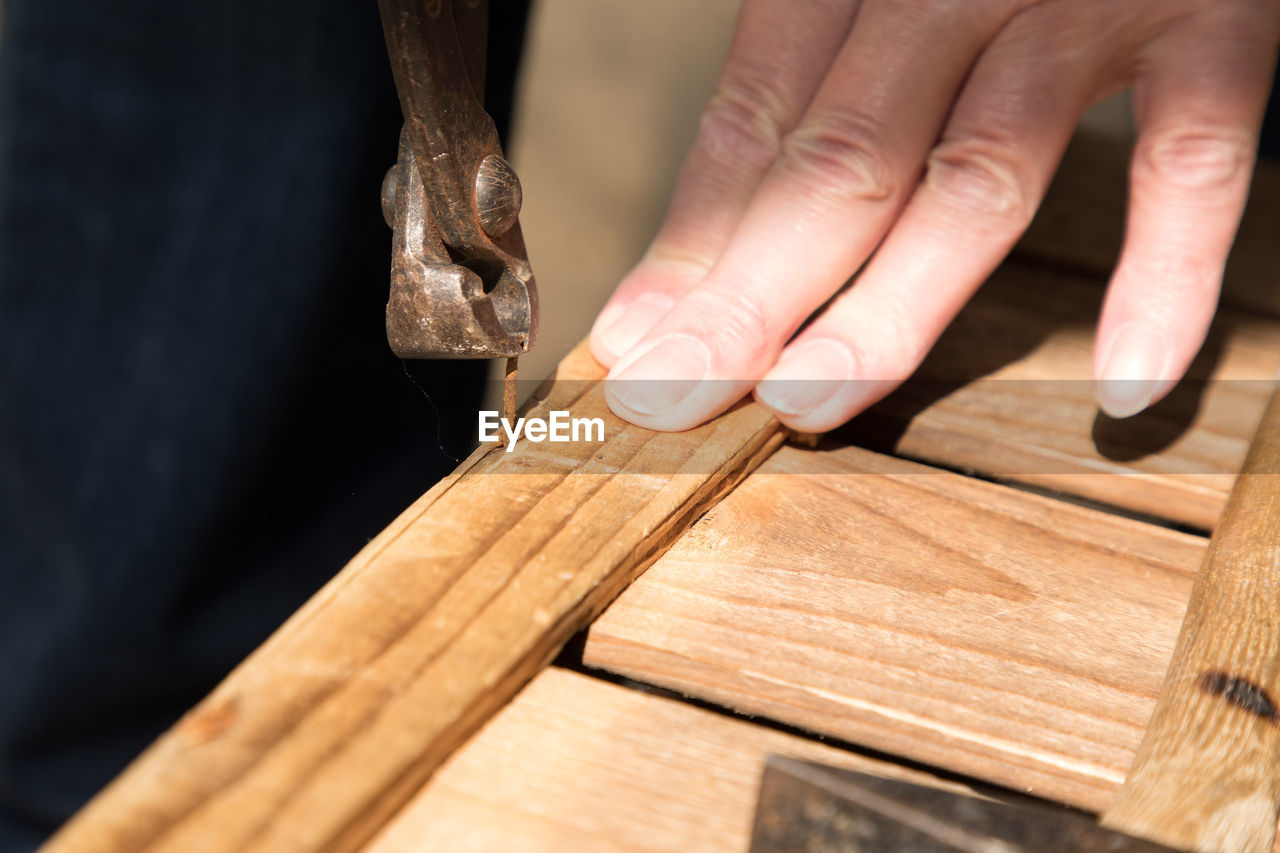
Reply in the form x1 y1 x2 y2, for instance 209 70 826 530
589 0 1280 431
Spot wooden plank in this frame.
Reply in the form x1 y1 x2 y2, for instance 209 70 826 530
1018 130 1280 319
843 259 1280 530
1104 389 1280 852
45 343 784 853
583 443 1207 813
363 667 977 853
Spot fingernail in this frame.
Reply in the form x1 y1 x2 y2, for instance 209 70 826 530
1098 323 1168 418
610 333 710 416
756 339 855 417
593 293 676 362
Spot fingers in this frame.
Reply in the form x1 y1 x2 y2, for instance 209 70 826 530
605 1 1000 430
590 0 859 366
756 5 1101 430
1094 8 1279 417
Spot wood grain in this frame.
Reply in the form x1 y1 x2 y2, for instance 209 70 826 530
583 443 1208 812
1018 130 1280 320
363 667 977 853
843 259 1280 530
44 343 784 853
1104 389 1280 852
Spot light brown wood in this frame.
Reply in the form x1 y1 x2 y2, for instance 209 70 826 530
48 130 1280 851
44 343 784 853
1018 130 1280 320
363 667 976 853
583 442 1207 812
1104 389 1280 852
845 259 1280 530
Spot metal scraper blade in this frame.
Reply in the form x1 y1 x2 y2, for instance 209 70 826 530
749 755 1178 852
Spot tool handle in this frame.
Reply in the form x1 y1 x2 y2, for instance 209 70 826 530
379 0 497 250
1103 387 1280 852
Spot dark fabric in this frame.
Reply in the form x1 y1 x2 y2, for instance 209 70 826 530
0 2 529 849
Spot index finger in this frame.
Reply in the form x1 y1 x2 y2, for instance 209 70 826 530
590 0 859 365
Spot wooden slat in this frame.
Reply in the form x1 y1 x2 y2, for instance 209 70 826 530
1018 130 1280 319
363 667 976 853
45 344 784 853
1104 389 1280 852
844 259 1280 530
583 443 1207 813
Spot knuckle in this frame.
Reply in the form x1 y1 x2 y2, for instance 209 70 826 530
875 324 927 379
874 293 932 375
698 76 788 166
779 113 897 203
925 138 1034 224
866 0 991 34
1126 257 1219 303
843 306 924 381
1137 130 1252 191
697 288 773 355
645 241 716 280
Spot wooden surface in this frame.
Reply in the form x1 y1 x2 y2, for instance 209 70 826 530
364 667 976 853
844 259 1280 531
583 442 1207 813
1105 389 1280 852
44 343 783 853
51 128 1280 850
1019 130 1280 320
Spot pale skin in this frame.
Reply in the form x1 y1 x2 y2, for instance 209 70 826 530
589 0 1280 432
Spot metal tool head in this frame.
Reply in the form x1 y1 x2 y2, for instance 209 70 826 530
379 0 537 359
749 756 1177 852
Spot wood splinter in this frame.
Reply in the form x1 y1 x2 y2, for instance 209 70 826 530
500 356 518 445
